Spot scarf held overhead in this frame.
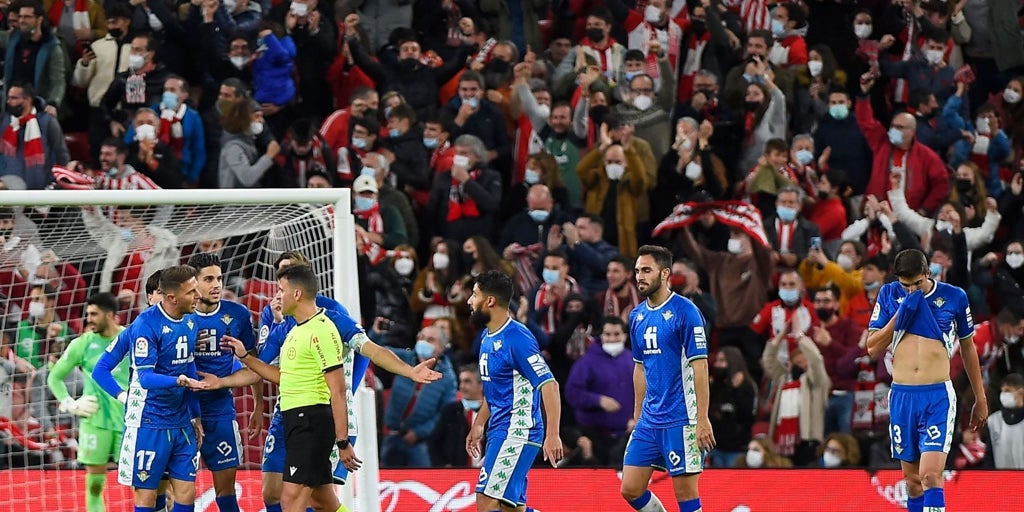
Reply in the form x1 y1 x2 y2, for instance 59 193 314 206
652 200 770 247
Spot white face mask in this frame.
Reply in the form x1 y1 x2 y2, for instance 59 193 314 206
807 60 823 77
854 24 872 40
129 53 145 70
602 341 625 357
644 5 662 23
1004 88 1022 104
632 94 653 111
727 238 744 254
135 124 157 142
746 449 764 468
1000 391 1019 409
1007 253 1024 269
536 104 551 120
605 163 625 180
924 49 944 66
432 252 449 270
230 56 248 70
836 254 854 271
823 451 842 468
452 154 471 169
250 121 264 135
934 220 953 233
684 161 702 180
394 257 415 276
28 301 46 318
975 117 991 135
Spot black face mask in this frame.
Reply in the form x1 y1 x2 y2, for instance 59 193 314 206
690 20 706 34
791 365 805 381
695 88 715 101
956 179 973 193
712 366 730 379
485 59 510 74
108 28 124 39
818 190 830 200
815 308 834 322
586 28 605 43
745 101 762 112
461 250 475 267
398 58 420 71
589 105 609 127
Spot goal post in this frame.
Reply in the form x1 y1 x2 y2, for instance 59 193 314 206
0 188 380 512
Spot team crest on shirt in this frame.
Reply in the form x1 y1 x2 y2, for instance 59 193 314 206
933 298 945 308
662 310 673 321
493 340 502 351
221 314 233 325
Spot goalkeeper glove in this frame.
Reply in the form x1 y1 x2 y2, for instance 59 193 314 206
59 395 99 417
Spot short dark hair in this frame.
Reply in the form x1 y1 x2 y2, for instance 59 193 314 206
30 283 58 300
187 252 222 271
145 270 163 296
600 315 628 332
105 2 132 20
101 137 128 154
586 6 613 24
350 86 376 103
160 265 197 293
474 270 515 307
389 103 416 124
275 250 310 268
624 49 646 62
352 115 381 135
276 264 319 298
892 249 929 279
608 255 631 271
544 249 568 265
133 32 159 54
13 0 44 17
459 70 485 89
422 110 455 134
908 88 934 110
9 81 36 100
748 29 773 47
863 254 890 273
1003 373 1024 390
458 364 481 378
87 292 119 313
764 138 789 154
637 245 673 271
814 285 841 301
580 213 603 228
996 304 1024 327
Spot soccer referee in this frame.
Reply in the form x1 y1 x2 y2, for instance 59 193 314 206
224 264 357 512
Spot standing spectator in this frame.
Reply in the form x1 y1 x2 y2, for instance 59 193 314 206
707 346 757 468
381 325 457 467
122 75 205 186
425 135 503 243
764 185 822 272
381 103 431 199
44 0 106 52
100 33 171 140
251 27 296 129
365 152 419 248
810 286 864 435
275 0 336 119
70 2 131 160
576 141 647 259
1 0 67 114
564 316 634 467
501 184 573 285
843 254 889 328
352 174 408 262
548 214 618 297
799 241 866 316
748 270 817 382
597 256 640 322
430 365 485 468
0 82 68 190
446 71 511 174
669 259 717 329
813 89 872 197
124 108 183 189
985 373 1024 469
13 284 72 369
554 8 626 86
217 100 282 188
529 250 581 339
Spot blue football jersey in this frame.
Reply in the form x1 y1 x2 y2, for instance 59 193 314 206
125 305 200 429
193 301 255 420
629 293 709 428
479 317 554 443
869 280 974 358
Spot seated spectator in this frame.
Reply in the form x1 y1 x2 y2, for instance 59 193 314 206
425 135 503 244
90 138 160 190
0 82 69 190
11 284 72 369
410 239 466 327
734 435 794 468
816 432 861 467
707 346 757 468
101 33 172 140
429 365 485 468
352 175 408 266
985 373 1024 469
126 108 183 189
793 45 845 134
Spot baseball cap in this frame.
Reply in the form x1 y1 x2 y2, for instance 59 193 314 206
353 175 378 194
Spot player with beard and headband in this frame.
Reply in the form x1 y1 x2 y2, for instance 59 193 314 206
466 270 563 512
184 252 256 512
621 245 713 512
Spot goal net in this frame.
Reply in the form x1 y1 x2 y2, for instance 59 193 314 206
0 189 380 512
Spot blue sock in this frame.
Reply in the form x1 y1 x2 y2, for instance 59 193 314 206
907 495 924 512
171 503 194 512
154 494 167 512
630 490 654 510
922 488 944 511
135 508 155 512
679 499 701 512
264 504 282 512
215 496 239 512
306 508 315 512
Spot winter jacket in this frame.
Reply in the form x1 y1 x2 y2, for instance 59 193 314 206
565 342 634 435
219 131 274 189
252 33 296 106
1 29 68 111
0 98 69 190
71 32 131 107
576 144 648 259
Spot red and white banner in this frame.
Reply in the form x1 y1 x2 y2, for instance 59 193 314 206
2 468 1022 511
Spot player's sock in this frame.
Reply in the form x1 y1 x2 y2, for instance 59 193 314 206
263 504 282 512
907 494 924 512
170 503 194 512
678 499 701 512
306 508 315 512
629 490 668 512
214 495 240 512
922 488 945 512
85 473 106 512
154 494 167 512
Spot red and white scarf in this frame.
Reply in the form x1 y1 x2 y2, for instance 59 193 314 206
159 103 186 156
2 108 44 167
355 202 386 265
653 200 770 247
722 0 769 34
447 170 481 222
774 378 801 457
602 284 640 318
508 242 543 296
48 0 90 31
533 277 579 335
677 31 710 104
475 38 498 64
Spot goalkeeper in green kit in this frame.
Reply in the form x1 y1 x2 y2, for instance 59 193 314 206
47 292 131 512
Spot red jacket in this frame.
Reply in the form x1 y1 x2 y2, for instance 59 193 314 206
857 98 950 213
806 197 847 242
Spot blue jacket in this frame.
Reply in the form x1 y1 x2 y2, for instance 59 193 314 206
383 350 457 441
951 126 1011 198
123 105 207 184
915 93 966 156
880 57 955 104
252 33 296 106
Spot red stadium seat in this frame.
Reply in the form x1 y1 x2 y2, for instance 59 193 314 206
64 132 90 163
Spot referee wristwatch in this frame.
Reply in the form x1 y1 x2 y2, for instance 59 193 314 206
336 439 350 450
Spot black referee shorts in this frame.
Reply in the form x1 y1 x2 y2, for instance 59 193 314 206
282 404 335 487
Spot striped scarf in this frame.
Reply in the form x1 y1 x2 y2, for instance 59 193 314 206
355 202 385 265
723 0 770 34
158 103 187 156
653 200 770 247
2 108 44 168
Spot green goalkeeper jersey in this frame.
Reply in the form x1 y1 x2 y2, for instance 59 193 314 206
47 329 130 431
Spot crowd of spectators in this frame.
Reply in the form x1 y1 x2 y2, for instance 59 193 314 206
2 0 1024 472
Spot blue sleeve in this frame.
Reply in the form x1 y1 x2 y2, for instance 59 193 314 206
955 289 975 339
137 368 180 389
508 328 554 389
681 302 709 361
949 140 969 168
324 308 367 346
231 359 243 373
257 305 286 364
868 285 897 330
630 311 642 364
92 350 126 397
186 360 200 418
235 305 256 351
941 95 966 131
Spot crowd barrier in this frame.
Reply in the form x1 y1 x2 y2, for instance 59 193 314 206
2 468 1022 511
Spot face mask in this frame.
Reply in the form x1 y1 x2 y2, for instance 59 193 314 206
975 117 990 135
432 252 449 270
778 288 800 304
776 206 797 222
929 262 943 277
423 137 439 149
624 70 640 82
887 127 904 146
924 49 944 66
972 135 990 155
230 55 248 69
527 209 550 223
108 28 124 39
586 28 604 42
461 398 482 411
389 128 401 138
746 449 764 468
745 100 762 111
690 19 706 33
644 5 662 23
250 121 264 135
684 161 702 180
815 307 835 322
953 178 973 194
854 23 872 39
864 280 881 291
836 254 854 271
485 59 510 75
1006 253 1024 269
542 268 561 285
120 228 134 241
771 19 786 37
934 220 953 233
360 166 376 178
1004 88 1022 104
727 238 744 254
822 451 842 468
1007 334 1021 345
28 301 45 318
605 163 625 180
414 339 435 360
129 54 145 70
453 155 471 168
354 197 376 211
524 168 540 184
135 124 157 142
290 2 308 16
161 91 179 110
807 60 823 77
1001 391 1020 409
223 0 237 10
352 137 367 149
463 97 479 109
795 149 814 166
394 257 415 276
536 104 551 120
602 341 625 357
823 103 846 120
632 95 653 111
384 106 394 119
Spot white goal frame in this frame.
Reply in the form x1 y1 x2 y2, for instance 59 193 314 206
0 188 381 512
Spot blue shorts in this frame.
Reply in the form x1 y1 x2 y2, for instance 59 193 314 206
475 437 539 507
263 410 356 484
624 423 703 476
117 426 198 489
889 382 956 462
199 419 243 471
